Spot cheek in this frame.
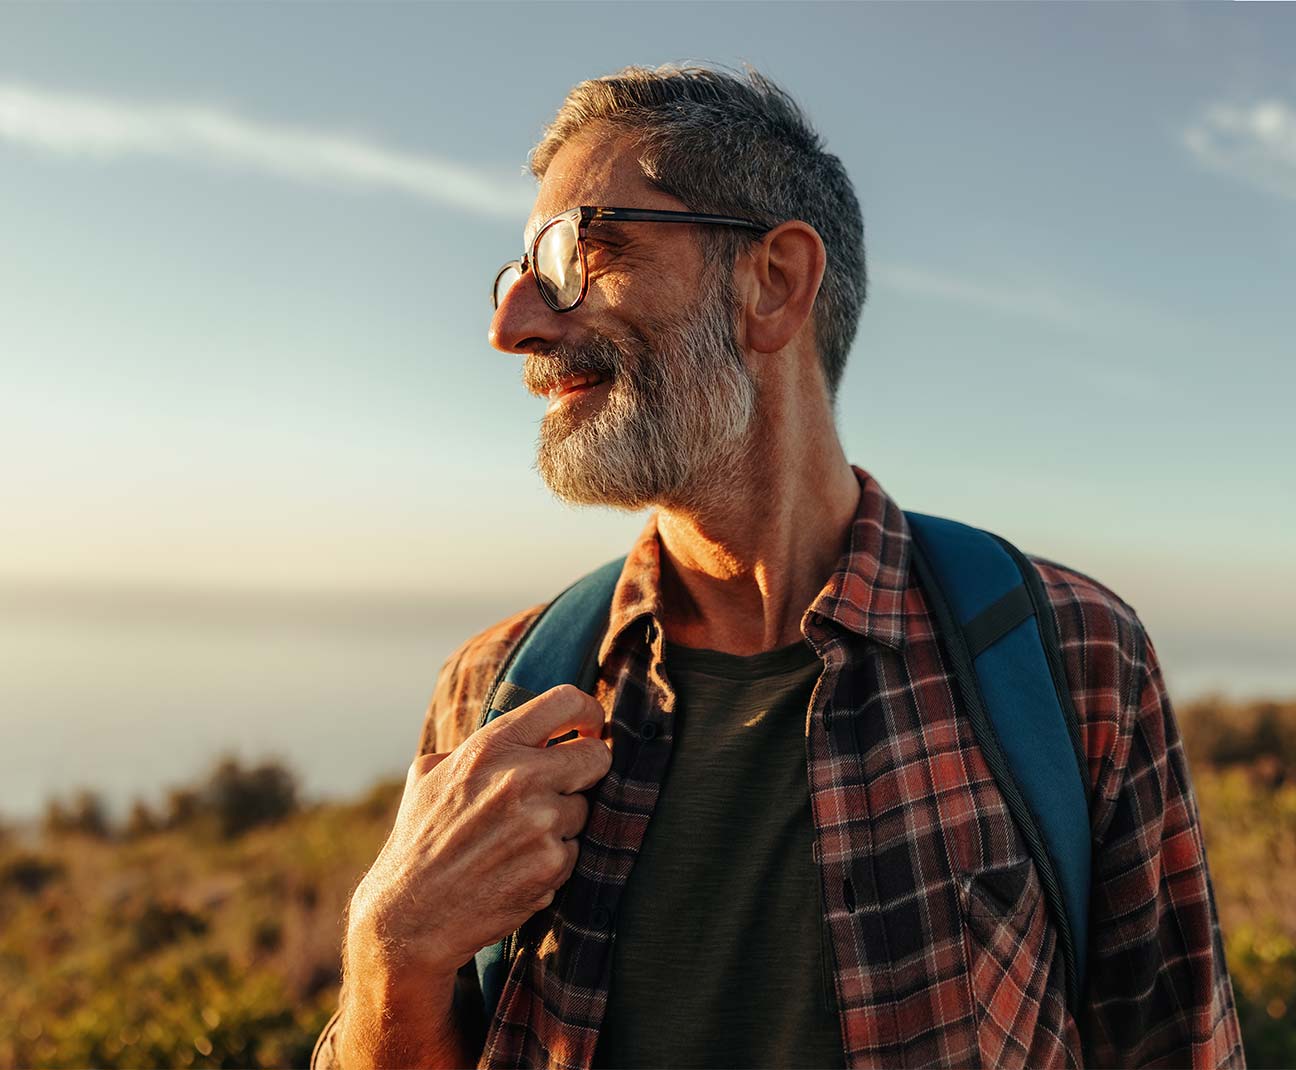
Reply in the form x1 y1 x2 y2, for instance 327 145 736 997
589 250 692 318
587 269 636 310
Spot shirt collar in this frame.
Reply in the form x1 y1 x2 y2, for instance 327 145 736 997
597 465 912 665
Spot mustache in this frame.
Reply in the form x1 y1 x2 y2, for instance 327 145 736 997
521 337 624 396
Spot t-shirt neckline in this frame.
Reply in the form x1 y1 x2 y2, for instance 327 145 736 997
662 636 821 680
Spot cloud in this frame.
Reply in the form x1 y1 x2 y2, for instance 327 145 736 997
0 81 535 217
1182 98 1296 200
875 261 1200 341
871 262 1180 398
876 263 1090 331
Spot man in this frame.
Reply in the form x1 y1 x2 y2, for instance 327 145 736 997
314 65 1243 1069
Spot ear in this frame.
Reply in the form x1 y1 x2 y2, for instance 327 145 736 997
737 220 827 355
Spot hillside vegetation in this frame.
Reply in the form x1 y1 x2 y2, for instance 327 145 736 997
1 698 1293 1069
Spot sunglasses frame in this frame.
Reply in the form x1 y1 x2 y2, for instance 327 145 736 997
492 205 771 314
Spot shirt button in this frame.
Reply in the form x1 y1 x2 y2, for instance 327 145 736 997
591 905 613 930
639 719 661 741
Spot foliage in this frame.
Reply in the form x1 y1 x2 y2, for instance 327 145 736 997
42 789 112 839
1193 764 1296 1069
203 758 300 840
1179 696 1296 783
0 777 403 1070
1 698 1293 1067
0 852 65 896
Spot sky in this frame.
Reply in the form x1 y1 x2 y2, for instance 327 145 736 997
0 2 1293 815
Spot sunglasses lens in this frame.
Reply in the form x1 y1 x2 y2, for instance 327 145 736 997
493 263 522 309
534 218 582 310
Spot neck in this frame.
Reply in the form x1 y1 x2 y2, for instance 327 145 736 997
655 390 860 656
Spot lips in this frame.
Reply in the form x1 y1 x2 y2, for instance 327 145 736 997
547 371 608 403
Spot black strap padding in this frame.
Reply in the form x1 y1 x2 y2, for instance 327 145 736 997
963 584 1034 659
490 681 539 714
479 596 563 732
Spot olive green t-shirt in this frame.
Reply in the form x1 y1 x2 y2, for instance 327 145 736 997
590 637 845 1070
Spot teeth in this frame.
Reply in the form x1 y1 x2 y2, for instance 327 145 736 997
548 373 604 400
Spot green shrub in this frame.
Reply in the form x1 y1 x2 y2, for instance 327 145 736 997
204 758 299 840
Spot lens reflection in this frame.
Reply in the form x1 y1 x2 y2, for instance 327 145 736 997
493 263 522 309
535 219 582 309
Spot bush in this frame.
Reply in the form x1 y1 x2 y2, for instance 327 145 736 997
43 790 111 839
164 787 202 830
1180 697 1296 779
0 852 65 896
204 758 299 840
132 901 209 954
125 800 161 839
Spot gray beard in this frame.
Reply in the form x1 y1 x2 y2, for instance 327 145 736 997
532 289 758 513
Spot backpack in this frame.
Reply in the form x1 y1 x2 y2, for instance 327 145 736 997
473 512 1092 1020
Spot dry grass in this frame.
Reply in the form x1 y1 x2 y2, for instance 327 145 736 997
1 699 1293 1068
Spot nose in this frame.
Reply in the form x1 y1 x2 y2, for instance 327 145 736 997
489 266 567 354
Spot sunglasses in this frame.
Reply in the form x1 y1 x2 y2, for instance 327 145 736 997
492 205 770 314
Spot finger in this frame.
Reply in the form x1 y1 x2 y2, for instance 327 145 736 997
536 838 581 894
527 733 613 795
490 684 606 749
551 790 592 840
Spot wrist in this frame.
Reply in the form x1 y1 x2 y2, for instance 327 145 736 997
346 876 464 978
339 938 463 1070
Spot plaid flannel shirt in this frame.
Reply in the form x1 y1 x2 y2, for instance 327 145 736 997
315 465 1243 1069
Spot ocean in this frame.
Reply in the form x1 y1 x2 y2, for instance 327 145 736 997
1 584 1291 822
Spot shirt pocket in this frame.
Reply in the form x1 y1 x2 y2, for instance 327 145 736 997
958 856 1061 1070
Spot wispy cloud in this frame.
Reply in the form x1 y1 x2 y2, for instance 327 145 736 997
876 263 1090 331
872 261 1185 398
875 261 1203 342
1182 98 1296 201
0 82 535 217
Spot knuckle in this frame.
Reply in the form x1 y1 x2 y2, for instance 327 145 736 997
527 805 558 835
494 765 528 803
559 797 589 838
571 794 590 824
409 751 441 779
559 839 580 882
458 733 494 772
542 683 582 712
540 842 569 884
586 736 613 767
572 739 612 781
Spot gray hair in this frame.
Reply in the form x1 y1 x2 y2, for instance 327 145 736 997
529 64 867 402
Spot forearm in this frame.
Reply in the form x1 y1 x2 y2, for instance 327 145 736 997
334 937 485 1069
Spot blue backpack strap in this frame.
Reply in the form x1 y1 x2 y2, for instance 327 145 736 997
472 555 626 1024
905 511 1091 1010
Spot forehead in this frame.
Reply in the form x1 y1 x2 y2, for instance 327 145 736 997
524 128 684 246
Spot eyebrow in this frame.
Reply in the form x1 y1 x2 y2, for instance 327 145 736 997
522 216 633 250
587 220 631 242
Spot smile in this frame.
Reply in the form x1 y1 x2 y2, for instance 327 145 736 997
546 372 610 412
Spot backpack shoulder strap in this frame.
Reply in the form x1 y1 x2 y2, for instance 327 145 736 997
904 510 1091 1010
473 555 626 1023
472 522 1094 1017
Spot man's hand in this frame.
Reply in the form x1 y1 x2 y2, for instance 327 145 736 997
348 683 612 980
